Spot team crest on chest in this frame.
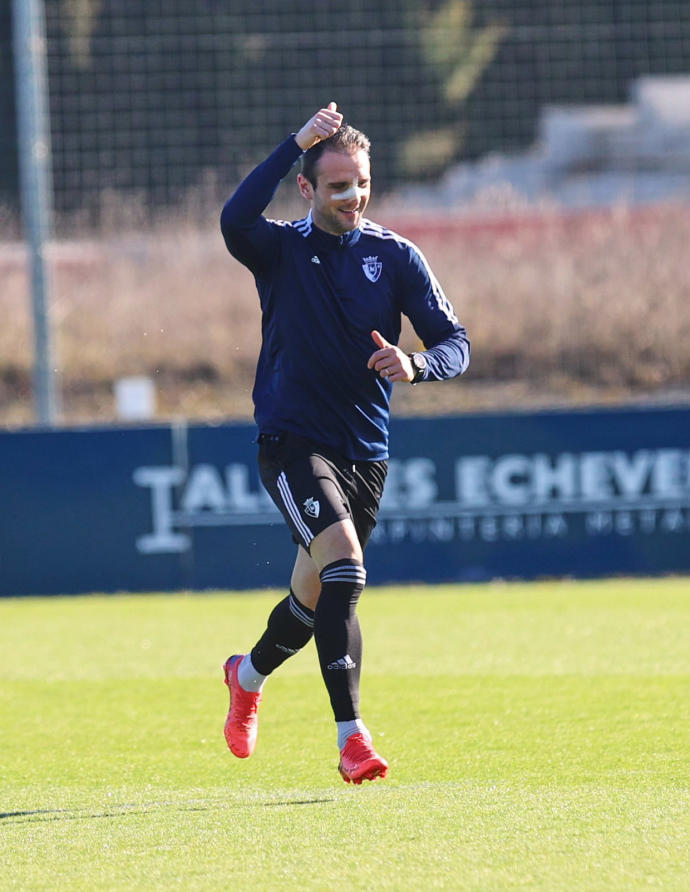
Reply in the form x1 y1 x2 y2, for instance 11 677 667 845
362 255 383 283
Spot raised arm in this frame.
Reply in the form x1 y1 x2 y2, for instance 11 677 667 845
220 103 343 272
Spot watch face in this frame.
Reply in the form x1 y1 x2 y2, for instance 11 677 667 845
410 353 426 382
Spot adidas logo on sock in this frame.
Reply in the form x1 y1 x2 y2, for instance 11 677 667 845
327 654 357 671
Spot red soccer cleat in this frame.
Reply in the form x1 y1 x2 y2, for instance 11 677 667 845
338 732 389 784
223 654 262 759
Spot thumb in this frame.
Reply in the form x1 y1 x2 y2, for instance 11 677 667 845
371 329 389 349
327 101 337 111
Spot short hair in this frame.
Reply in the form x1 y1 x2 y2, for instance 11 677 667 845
301 124 371 188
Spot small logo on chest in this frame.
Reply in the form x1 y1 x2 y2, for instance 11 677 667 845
362 255 382 283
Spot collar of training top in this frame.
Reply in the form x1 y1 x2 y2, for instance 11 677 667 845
303 210 363 249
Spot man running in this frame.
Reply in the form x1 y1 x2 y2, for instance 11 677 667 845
220 102 470 783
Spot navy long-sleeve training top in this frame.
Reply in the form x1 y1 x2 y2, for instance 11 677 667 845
220 135 470 461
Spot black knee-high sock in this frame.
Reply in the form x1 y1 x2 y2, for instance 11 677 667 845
250 590 315 676
314 558 367 722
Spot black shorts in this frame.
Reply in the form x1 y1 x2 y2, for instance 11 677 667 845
257 431 387 553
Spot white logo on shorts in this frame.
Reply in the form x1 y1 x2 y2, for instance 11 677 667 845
303 497 320 518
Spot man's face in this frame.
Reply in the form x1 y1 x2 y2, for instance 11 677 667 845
298 148 371 235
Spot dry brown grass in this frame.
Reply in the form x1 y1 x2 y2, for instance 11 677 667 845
1 201 689 428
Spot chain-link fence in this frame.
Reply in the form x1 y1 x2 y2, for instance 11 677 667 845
2 1 690 427
2 1 690 229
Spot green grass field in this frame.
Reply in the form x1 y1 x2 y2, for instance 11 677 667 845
1 578 688 890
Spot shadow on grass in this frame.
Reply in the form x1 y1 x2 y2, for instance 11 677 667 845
1 796 335 824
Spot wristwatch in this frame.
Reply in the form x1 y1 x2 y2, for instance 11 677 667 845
408 352 427 384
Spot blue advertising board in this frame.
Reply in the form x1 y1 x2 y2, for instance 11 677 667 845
1 406 689 596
